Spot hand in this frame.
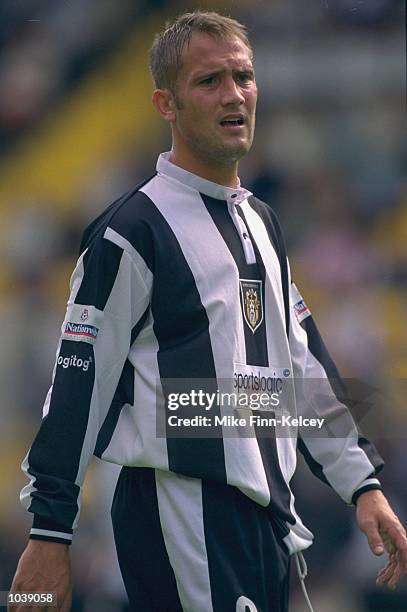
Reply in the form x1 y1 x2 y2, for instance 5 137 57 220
356 489 407 590
8 539 72 612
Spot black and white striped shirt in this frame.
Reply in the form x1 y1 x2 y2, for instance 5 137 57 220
21 152 383 553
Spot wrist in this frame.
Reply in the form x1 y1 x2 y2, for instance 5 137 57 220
27 539 70 553
355 489 384 506
352 483 383 506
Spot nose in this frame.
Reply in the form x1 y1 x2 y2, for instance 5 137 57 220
220 76 245 106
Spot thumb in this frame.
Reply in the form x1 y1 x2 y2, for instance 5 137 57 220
363 522 385 555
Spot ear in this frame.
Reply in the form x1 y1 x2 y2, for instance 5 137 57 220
152 88 176 123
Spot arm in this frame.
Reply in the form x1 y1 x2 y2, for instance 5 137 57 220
12 227 152 600
288 278 383 502
288 277 407 587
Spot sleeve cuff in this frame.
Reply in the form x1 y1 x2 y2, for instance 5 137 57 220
351 478 383 506
30 515 73 545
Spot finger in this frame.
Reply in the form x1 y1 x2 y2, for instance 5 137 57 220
360 519 385 555
376 553 407 590
387 561 404 590
376 556 397 586
377 570 397 588
377 562 394 580
393 548 407 579
386 546 407 574
376 560 396 586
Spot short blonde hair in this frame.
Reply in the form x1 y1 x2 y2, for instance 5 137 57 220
149 10 253 93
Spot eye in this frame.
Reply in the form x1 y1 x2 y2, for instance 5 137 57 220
236 72 253 84
199 74 217 86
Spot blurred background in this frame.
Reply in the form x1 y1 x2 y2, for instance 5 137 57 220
0 0 405 610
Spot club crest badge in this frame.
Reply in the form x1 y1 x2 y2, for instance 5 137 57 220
240 279 264 333
80 308 89 321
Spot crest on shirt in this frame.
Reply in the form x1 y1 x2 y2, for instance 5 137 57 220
80 308 89 321
240 279 264 333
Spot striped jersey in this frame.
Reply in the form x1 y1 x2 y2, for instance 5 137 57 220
21 152 383 553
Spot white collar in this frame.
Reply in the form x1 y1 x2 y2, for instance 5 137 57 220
156 151 252 204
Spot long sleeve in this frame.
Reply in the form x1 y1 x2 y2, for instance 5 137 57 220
20 227 151 543
288 270 384 504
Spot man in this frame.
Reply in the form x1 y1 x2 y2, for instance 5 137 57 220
10 11 407 612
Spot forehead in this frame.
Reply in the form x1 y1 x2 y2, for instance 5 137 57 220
178 33 253 80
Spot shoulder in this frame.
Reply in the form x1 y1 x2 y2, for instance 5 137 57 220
79 173 157 255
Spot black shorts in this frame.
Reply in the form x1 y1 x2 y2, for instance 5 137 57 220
111 466 290 612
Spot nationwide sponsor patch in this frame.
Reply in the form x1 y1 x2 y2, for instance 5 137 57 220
61 303 103 344
62 321 99 344
240 279 264 333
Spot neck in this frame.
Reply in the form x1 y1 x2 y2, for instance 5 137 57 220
169 146 239 188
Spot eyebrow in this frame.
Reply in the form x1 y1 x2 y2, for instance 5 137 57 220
193 66 255 81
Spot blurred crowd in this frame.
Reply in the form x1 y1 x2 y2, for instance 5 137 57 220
0 1 405 610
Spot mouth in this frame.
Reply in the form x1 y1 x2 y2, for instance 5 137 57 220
219 116 247 135
220 117 245 128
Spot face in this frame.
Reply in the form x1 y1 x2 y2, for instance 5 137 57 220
165 33 258 176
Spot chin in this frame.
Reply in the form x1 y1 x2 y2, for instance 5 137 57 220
222 141 252 161
191 135 251 166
